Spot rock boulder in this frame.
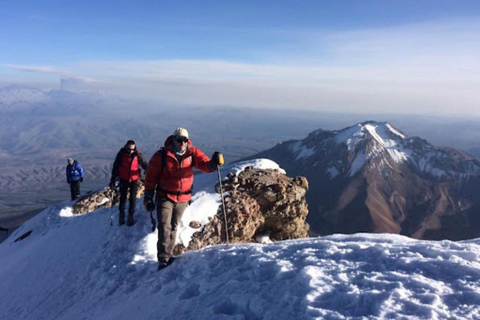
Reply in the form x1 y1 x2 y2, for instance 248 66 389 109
176 167 309 254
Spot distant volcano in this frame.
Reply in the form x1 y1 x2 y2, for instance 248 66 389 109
247 121 480 240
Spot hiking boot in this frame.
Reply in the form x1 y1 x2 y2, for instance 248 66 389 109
127 214 135 226
157 261 169 271
119 212 125 225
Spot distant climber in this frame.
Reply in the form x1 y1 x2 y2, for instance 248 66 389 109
110 140 148 226
66 158 84 201
144 127 224 270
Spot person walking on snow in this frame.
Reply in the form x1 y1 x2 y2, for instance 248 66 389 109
66 158 84 201
110 140 148 226
144 128 224 270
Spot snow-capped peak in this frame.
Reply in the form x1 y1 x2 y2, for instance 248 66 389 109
335 121 480 179
364 122 406 145
283 121 480 180
330 122 411 176
335 121 406 151
385 122 406 139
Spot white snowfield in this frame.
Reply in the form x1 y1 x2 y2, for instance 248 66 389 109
1 159 480 320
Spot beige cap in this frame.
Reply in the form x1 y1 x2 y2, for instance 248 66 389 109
173 127 189 139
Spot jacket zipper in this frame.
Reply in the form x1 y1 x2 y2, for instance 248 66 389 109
177 157 183 196
128 154 133 182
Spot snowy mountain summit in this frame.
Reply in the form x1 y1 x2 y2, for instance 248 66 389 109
1 158 480 320
293 121 480 179
251 122 480 240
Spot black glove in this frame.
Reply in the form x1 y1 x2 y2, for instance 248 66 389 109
213 152 224 166
109 179 117 190
80 177 84 182
209 151 224 170
144 190 155 212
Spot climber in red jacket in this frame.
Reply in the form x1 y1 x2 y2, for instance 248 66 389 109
144 128 223 270
110 140 148 226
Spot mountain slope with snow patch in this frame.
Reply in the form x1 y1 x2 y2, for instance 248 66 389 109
247 121 480 240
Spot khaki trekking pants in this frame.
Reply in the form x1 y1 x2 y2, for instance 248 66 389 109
156 199 188 262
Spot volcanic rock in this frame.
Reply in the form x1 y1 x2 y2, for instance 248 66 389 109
175 167 309 254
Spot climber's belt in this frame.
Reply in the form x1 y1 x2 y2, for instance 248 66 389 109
157 187 192 196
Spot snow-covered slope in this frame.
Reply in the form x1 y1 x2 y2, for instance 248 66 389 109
1 159 480 319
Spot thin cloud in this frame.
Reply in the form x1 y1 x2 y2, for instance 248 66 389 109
4 17 480 115
3 64 97 83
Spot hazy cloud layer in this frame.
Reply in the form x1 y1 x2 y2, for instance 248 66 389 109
3 18 480 115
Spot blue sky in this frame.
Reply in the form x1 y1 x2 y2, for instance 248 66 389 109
1 0 480 114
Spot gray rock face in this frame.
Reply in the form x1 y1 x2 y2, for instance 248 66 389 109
175 167 309 255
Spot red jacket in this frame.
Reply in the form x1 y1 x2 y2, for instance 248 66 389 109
112 148 148 182
145 136 213 203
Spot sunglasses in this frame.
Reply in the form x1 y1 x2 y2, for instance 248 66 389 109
176 138 188 143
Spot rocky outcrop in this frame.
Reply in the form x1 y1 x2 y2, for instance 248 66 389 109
72 178 145 215
175 167 309 254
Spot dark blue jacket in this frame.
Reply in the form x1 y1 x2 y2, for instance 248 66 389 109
66 161 84 182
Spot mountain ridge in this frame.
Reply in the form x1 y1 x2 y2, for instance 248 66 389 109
246 121 480 240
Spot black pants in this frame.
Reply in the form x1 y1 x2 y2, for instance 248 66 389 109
119 180 138 218
156 199 188 262
69 180 80 200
